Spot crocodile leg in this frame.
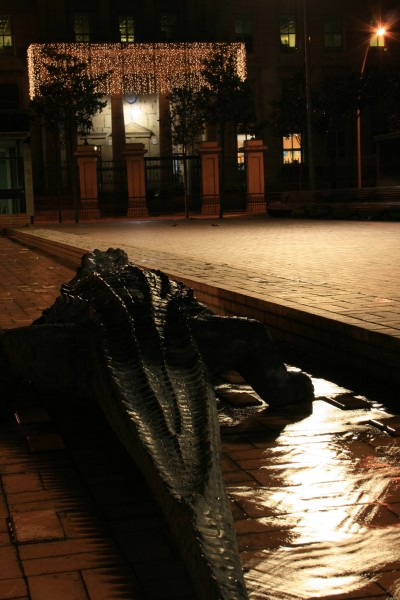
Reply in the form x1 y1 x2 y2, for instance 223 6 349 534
190 314 314 406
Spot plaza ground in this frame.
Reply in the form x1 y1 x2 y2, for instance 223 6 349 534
1 215 400 599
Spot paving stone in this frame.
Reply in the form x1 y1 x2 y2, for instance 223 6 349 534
10 509 65 544
18 538 117 561
82 567 145 600
14 408 51 425
26 433 66 453
323 393 372 410
22 549 121 577
0 496 9 520
28 572 88 600
0 546 24 580
0 577 27 599
2 472 43 495
215 386 263 406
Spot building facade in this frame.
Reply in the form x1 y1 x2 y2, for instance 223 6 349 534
1 0 399 220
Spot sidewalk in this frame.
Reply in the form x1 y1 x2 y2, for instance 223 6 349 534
1 221 400 600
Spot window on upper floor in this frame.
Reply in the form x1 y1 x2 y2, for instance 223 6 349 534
119 15 135 43
283 134 302 164
0 84 19 109
280 15 296 52
73 12 91 42
160 11 178 41
324 15 343 51
369 20 386 47
0 15 13 55
234 17 253 53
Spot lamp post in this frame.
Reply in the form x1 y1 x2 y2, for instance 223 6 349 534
357 27 385 188
304 0 315 190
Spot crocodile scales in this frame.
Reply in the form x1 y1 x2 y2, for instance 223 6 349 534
0 248 314 600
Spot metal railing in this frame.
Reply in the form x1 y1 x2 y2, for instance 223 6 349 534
145 155 201 215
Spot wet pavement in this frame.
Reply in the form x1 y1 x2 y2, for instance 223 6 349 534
1 221 400 599
222 380 400 600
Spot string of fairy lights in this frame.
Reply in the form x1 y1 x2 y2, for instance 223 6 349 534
27 42 247 99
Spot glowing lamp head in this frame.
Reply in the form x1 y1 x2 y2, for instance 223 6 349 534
376 27 386 37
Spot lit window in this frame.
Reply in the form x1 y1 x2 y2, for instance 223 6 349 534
73 13 91 42
119 16 135 43
0 15 13 55
160 12 178 41
324 16 343 50
234 17 253 53
280 15 296 51
237 133 248 167
283 134 302 164
370 21 386 47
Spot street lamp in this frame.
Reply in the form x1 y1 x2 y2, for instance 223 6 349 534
304 0 315 190
356 26 385 188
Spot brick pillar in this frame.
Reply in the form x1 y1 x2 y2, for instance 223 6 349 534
123 143 149 217
74 145 100 218
244 139 268 212
199 141 221 215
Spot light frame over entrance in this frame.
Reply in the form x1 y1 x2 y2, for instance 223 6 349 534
27 42 246 98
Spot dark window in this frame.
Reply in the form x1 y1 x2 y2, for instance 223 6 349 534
119 15 135 43
160 11 178 41
324 15 343 50
0 15 13 55
280 15 296 52
0 84 19 109
73 12 91 42
234 17 253 53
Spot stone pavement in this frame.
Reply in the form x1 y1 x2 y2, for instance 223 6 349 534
6 216 400 387
1 220 400 599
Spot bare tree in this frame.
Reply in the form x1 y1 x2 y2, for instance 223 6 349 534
164 86 205 218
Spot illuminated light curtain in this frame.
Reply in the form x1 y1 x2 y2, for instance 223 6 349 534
27 42 247 99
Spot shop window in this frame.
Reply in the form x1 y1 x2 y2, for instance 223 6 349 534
324 15 343 50
283 134 301 164
234 17 253 53
73 12 91 42
280 15 296 52
0 15 13 55
119 15 135 43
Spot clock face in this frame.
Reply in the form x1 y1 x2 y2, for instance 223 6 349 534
126 93 137 104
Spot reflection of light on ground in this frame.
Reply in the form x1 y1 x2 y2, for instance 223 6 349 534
310 377 350 398
227 383 400 599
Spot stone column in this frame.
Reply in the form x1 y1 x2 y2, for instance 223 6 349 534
199 141 221 215
123 143 149 217
243 139 268 212
74 145 100 218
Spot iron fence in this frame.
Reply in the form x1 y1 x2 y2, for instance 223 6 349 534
0 156 25 214
97 160 128 217
33 151 248 221
220 152 247 212
145 155 201 215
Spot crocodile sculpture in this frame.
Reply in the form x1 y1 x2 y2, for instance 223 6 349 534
0 248 314 600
